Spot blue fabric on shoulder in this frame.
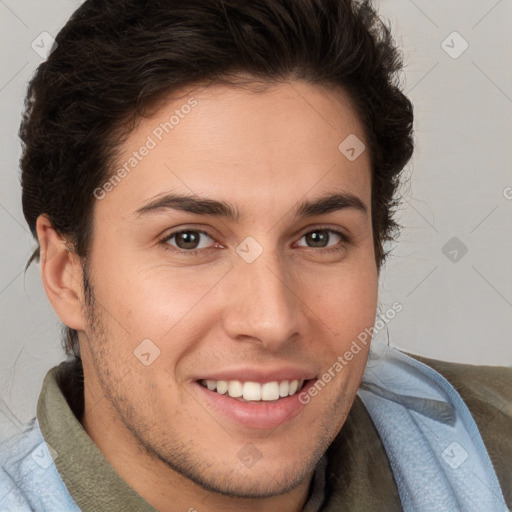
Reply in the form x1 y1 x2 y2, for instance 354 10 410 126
0 418 80 511
358 341 508 512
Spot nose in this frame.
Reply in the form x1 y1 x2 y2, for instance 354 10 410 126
221 244 303 350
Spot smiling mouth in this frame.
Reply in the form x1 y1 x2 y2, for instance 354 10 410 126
198 378 312 403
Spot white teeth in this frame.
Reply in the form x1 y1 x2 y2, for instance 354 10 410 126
228 380 243 398
261 381 280 401
243 382 262 401
216 380 228 394
201 378 305 401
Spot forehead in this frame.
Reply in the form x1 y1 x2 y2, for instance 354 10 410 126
100 80 371 217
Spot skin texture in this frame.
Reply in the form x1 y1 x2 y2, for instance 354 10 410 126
37 80 379 512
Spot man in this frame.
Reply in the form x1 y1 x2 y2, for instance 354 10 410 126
1 0 510 510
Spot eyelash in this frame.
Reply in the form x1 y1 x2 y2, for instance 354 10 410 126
158 227 351 256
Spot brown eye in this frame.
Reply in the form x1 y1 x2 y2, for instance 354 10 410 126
161 230 216 254
174 231 201 250
304 230 331 248
297 229 348 251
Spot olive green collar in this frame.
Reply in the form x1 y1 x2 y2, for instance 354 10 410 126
37 365 158 512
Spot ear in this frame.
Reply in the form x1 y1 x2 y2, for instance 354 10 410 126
36 214 86 331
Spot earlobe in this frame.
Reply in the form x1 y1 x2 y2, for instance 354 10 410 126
36 214 86 331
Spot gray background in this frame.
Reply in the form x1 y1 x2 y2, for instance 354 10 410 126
1 0 511 439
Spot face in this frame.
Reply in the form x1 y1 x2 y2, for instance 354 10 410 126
79 79 378 500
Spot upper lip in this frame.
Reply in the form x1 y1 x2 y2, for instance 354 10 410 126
195 367 317 384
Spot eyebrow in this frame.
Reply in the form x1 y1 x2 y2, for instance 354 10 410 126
133 191 368 221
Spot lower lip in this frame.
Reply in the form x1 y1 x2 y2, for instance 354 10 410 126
194 380 315 429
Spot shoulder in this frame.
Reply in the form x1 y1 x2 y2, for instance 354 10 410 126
407 352 512 506
0 418 79 511
0 418 43 510
407 352 512 421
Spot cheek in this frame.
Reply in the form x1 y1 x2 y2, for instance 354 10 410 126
90 258 226 352
302 262 378 336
